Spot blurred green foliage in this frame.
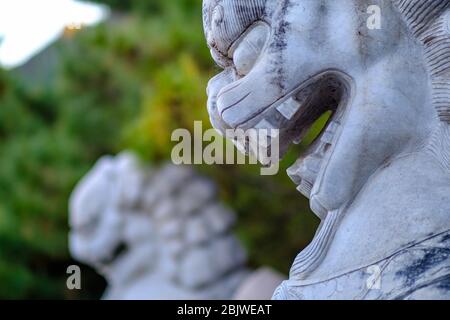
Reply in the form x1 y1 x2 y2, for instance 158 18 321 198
0 62 108 299
0 0 319 299
87 0 201 15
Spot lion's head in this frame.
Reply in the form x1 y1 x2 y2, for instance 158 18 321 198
204 0 450 219
204 1 450 282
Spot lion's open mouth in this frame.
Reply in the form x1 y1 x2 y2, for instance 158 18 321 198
236 71 349 203
284 74 348 197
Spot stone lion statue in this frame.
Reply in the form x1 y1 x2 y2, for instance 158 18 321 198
203 0 450 299
69 152 283 299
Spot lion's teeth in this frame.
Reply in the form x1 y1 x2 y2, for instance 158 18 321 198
326 121 340 134
297 180 313 198
320 121 340 144
307 158 322 174
276 97 301 120
287 158 304 184
320 131 334 144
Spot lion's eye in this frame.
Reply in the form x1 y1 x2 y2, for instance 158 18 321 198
229 22 270 76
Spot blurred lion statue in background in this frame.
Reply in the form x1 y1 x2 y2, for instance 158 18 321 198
69 152 283 299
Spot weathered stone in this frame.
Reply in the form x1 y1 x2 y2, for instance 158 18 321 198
203 0 450 299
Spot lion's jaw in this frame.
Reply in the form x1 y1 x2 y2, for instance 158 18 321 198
204 0 436 219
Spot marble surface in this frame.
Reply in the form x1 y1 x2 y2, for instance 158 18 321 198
203 0 450 299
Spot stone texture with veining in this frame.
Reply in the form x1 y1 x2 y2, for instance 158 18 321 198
203 0 450 299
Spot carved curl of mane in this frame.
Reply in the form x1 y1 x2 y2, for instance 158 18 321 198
203 0 267 67
393 0 450 123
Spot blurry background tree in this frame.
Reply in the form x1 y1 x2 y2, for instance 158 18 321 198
0 0 319 299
